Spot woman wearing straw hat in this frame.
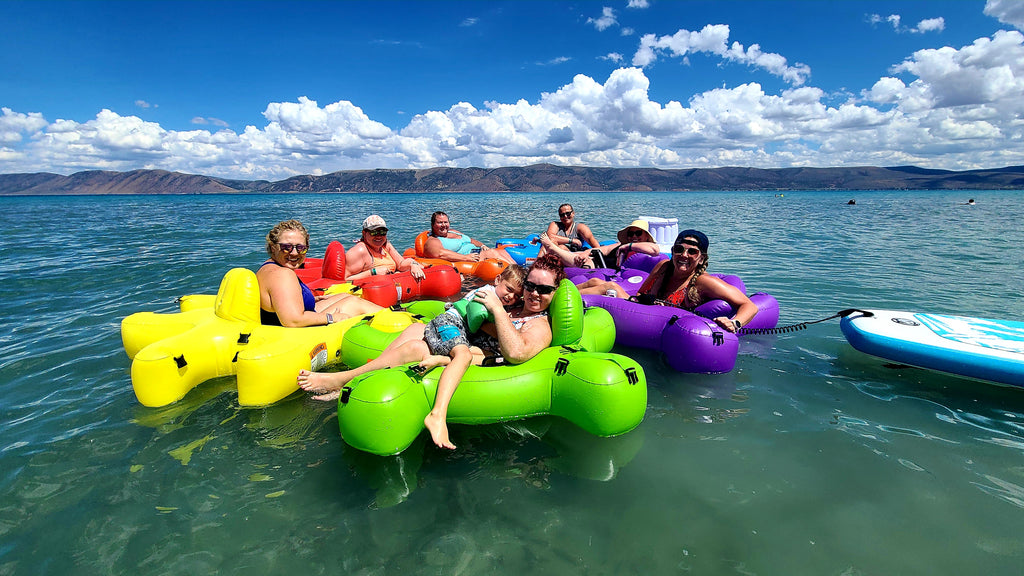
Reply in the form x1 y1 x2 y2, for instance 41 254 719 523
538 219 662 297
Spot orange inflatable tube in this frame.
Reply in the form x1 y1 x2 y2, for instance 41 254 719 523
402 231 508 282
353 264 462 307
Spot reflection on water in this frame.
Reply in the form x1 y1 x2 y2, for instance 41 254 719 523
1 191 1023 574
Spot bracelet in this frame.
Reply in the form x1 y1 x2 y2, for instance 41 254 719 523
733 319 742 330
371 268 377 276
325 312 335 324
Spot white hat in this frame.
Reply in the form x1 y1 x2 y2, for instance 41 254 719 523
362 215 387 230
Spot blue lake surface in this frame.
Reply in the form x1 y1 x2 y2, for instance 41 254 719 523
1 190 1023 575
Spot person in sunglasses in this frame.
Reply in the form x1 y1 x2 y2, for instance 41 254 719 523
298 254 567 448
537 219 662 291
257 219 383 327
635 230 758 333
346 214 426 281
537 203 600 256
423 211 515 264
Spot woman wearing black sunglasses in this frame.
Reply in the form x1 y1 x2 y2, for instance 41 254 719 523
635 230 758 333
258 220 383 327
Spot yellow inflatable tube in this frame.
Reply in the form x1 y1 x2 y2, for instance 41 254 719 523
121 268 377 407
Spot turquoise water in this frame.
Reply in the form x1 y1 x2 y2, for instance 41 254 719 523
2 191 1023 575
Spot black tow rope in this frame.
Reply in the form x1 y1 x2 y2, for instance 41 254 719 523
738 308 872 335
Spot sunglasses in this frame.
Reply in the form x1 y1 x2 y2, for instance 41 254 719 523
522 280 558 295
672 245 702 257
626 229 646 238
559 211 573 218
277 243 308 254
365 228 388 237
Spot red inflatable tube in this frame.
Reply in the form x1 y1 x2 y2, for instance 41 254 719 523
295 241 346 284
353 264 462 307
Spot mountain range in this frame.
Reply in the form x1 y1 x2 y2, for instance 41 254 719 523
2 164 1024 195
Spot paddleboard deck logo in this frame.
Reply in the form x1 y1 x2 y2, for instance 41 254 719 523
891 317 920 326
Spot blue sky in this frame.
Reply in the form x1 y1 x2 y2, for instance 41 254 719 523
2 0 1024 180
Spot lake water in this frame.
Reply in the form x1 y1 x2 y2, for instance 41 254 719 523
1 190 1023 575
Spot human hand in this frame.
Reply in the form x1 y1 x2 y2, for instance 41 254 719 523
714 316 740 333
572 254 592 267
410 262 426 280
474 287 504 313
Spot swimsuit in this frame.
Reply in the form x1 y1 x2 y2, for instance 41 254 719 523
422 286 496 356
259 261 316 326
638 262 699 310
555 221 586 251
469 309 549 358
435 233 477 255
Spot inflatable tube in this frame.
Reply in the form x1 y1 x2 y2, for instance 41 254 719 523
403 231 510 281
352 264 462 307
337 346 646 456
582 283 780 373
121 268 370 407
335 280 646 455
496 234 541 265
294 241 347 285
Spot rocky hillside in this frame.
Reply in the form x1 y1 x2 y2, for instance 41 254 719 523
3 164 1023 195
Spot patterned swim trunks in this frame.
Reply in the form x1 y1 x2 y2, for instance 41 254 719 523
423 311 470 356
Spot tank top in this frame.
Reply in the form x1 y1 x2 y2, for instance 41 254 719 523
555 221 585 251
639 262 699 310
259 261 316 326
469 310 550 356
367 244 397 272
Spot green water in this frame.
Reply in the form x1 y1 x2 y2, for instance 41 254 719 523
1 191 1022 575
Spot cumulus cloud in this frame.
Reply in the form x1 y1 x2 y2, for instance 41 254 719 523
869 13 945 34
985 0 1024 30
588 7 617 31
5 29 1024 179
601 52 625 63
633 24 811 86
627 0 649 8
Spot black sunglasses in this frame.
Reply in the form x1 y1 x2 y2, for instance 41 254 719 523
277 243 308 254
522 280 558 295
559 211 573 217
672 244 701 256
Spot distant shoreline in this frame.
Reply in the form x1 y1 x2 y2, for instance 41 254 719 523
3 163 1023 195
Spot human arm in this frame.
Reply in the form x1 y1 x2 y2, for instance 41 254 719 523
390 244 425 279
262 266 333 327
537 233 588 267
576 223 600 250
344 243 379 280
697 275 759 333
475 290 552 364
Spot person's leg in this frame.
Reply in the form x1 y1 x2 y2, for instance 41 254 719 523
423 345 473 449
298 337 430 400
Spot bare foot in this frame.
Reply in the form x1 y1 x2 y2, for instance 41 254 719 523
424 412 456 449
311 390 340 402
297 369 346 394
418 355 451 372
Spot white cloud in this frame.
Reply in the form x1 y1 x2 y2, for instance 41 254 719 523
5 29 1024 179
869 13 945 34
588 7 617 31
460 17 479 27
134 100 157 109
601 52 625 63
633 24 811 86
192 116 230 128
627 0 649 8
985 0 1024 30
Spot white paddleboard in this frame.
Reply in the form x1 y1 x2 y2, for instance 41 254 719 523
840 309 1024 388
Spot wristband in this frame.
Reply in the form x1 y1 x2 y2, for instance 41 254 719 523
371 268 377 276
325 312 335 325
733 319 742 330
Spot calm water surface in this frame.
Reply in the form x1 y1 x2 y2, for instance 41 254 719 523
1 191 1023 575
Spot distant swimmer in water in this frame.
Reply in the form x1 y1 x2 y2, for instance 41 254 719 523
847 199 856 205
966 198 976 205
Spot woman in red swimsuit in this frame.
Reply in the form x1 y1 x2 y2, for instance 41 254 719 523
636 229 758 334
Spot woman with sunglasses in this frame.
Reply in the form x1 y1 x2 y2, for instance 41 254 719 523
635 230 758 333
298 254 567 448
258 220 383 327
345 214 426 281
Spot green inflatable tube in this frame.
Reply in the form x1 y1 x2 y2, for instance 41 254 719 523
335 280 647 456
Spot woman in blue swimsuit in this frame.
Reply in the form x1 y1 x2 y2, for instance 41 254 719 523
257 220 382 327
